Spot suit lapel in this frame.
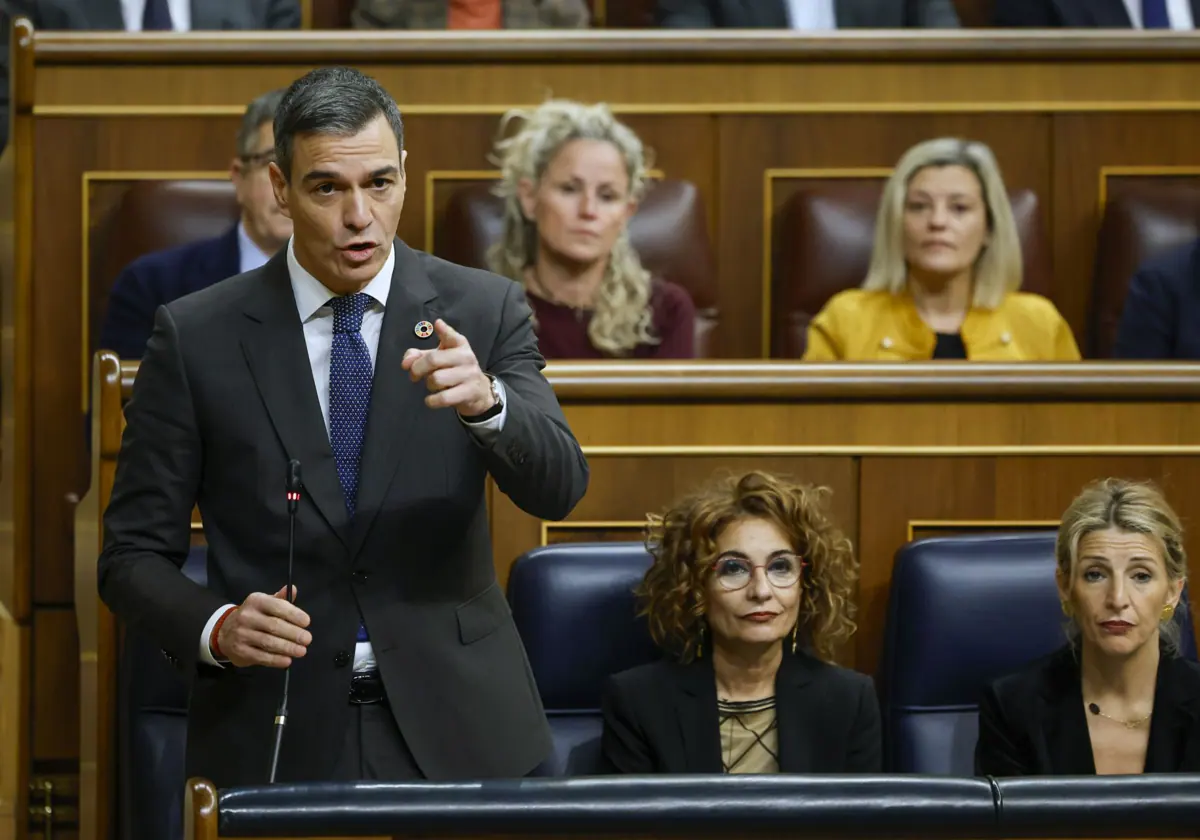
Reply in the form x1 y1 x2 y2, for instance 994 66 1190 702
1039 648 1097 774
239 252 350 542
92 0 127 29
346 241 441 561
675 659 723 772
1075 0 1134 26
190 0 220 28
775 653 819 772
1191 0 1200 27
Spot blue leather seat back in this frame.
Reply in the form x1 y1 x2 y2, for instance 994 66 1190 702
507 542 659 776
119 545 208 840
880 532 1197 775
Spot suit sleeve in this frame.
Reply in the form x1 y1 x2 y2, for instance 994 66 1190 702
992 0 1057 26
264 0 302 27
845 676 883 772
802 305 843 361
914 0 960 26
97 264 158 361
1113 268 1176 359
480 280 589 521
974 682 1034 776
656 0 716 27
600 675 657 774
97 306 226 673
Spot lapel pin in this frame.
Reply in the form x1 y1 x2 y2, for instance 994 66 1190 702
414 320 434 339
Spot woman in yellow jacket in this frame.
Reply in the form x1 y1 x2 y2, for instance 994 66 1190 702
803 138 1080 362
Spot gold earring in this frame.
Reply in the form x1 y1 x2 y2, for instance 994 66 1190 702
1162 604 1176 622
1060 600 1072 618
791 623 799 654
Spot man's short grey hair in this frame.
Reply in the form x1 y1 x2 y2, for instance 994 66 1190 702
273 67 405 183
236 89 286 159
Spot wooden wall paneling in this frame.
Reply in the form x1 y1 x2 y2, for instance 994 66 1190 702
1051 113 1200 346
716 114 1051 357
0 610 30 840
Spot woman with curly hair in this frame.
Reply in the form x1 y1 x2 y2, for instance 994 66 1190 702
487 99 695 359
600 471 881 774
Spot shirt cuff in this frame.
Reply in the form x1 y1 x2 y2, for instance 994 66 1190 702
200 603 237 667
458 376 508 444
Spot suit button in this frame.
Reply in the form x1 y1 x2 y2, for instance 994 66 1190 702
352 570 368 583
334 651 351 668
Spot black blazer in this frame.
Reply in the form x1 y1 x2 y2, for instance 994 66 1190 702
601 651 882 773
98 241 589 786
99 226 242 361
976 643 1200 776
994 0 1200 26
1113 239 1200 360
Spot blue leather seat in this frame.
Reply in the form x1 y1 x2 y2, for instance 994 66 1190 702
507 542 659 776
879 532 1196 775
118 545 207 840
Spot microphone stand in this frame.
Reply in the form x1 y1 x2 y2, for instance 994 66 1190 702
269 459 303 784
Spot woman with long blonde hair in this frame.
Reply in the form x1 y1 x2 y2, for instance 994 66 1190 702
488 100 695 359
803 137 1080 361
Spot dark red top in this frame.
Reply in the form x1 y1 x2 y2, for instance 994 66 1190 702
526 279 697 360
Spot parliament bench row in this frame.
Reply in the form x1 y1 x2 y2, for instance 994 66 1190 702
124 531 1197 840
190 773 1200 839
87 176 1200 360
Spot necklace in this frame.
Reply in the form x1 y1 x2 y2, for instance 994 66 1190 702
1087 702 1152 729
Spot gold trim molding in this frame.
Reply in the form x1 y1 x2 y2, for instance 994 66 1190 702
80 170 229 410
539 519 644 547
905 519 1060 543
31 101 1200 119
580 445 1200 456
1097 165 1200 213
760 167 892 356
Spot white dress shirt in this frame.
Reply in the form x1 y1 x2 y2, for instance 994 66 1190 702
120 0 191 31
200 238 508 672
236 223 272 275
1122 0 1195 28
787 0 838 29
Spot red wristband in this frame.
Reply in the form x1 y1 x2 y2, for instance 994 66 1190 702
209 606 238 661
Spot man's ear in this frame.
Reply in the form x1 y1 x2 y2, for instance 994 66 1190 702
268 161 292 219
400 148 408 180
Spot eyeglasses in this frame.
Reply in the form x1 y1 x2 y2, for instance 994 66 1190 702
710 554 805 592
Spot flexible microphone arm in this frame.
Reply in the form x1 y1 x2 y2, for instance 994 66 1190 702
269 458 303 784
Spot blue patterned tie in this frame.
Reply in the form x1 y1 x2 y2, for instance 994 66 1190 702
1141 0 1170 28
329 293 374 647
142 0 173 30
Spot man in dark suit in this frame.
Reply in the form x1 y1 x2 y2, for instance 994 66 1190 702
656 0 960 28
98 88 293 360
97 66 589 786
0 0 300 151
1112 238 1200 359
994 0 1197 28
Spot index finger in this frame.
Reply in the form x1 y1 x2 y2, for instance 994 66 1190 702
434 318 467 349
257 595 311 628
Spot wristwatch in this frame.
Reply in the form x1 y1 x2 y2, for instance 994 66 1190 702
465 374 503 422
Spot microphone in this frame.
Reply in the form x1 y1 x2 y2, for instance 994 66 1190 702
268 459 302 784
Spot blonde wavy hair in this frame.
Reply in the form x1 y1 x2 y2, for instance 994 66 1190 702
864 137 1024 309
637 471 859 664
1057 478 1188 653
487 100 657 356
